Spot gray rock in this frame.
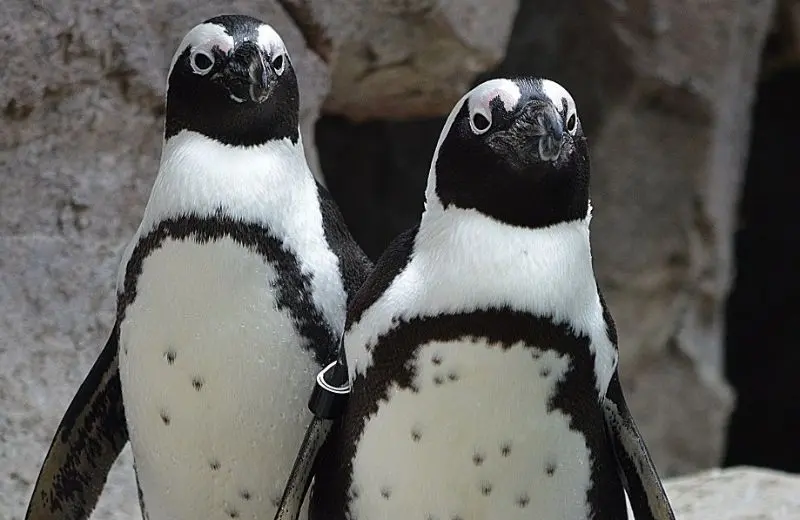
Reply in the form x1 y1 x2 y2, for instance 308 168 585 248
662 467 800 519
323 0 519 120
0 236 137 520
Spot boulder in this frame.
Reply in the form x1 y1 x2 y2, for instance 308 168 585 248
660 467 800 519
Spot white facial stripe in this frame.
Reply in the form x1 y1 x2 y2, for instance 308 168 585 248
424 78 522 204
257 24 287 57
541 79 577 122
168 23 234 78
468 78 522 114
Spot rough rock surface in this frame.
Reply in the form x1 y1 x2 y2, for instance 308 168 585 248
540 0 776 476
660 467 800 519
319 0 779 478
0 1 518 519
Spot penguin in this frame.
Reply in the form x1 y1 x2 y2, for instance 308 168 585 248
24 14 372 520
309 77 676 520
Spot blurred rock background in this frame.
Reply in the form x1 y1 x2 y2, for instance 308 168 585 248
1 0 799 518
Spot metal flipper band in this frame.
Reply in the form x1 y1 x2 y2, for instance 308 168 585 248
273 360 351 520
309 359 351 419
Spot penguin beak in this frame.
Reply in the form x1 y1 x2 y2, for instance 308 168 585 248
514 100 564 163
217 41 277 104
530 102 565 162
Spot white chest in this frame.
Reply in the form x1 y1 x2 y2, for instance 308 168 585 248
348 338 593 520
118 236 321 520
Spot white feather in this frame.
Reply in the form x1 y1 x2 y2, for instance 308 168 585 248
256 24 289 58
541 79 578 131
168 23 234 84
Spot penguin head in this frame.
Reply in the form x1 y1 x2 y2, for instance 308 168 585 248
165 15 299 147
429 77 590 229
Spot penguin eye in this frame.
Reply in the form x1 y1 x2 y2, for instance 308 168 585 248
470 111 491 135
566 113 577 134
190 49 215 75
272 54 285 76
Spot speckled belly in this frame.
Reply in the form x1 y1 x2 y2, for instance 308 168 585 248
119 236 319 520
348 338 594 520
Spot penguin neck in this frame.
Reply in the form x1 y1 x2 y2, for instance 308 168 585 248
139 128 317 235
414 195 600 330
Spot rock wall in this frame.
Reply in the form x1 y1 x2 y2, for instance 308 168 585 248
0 0 789 519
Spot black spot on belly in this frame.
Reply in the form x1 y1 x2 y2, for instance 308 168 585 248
433 375 444 385
531 350 541 359
447 371 459 381
480 482 492 496
539 366 551 378
270 496 281 507
472 452 485 466
226 507 239 518
500 442 512 457
380 486 391 499
209 459 220 471
159 410 170 425
411 427 422 442
240 490 251 500
192 376 204 391
410 383 420 393
546 461 557 476
165 349 176 364
431 354 442 365
516 494 530 508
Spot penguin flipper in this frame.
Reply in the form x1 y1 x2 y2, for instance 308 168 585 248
602 370 676 520
25 324 128 520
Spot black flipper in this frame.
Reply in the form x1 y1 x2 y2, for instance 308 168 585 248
275 352 350 520
603 371 676 520
25 324 128 520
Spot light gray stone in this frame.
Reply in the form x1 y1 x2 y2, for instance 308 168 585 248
278 0 520 120
663 467 800 519
0 236 137 520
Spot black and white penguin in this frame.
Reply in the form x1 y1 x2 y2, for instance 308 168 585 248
310 77 675 520
25 14 372 520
